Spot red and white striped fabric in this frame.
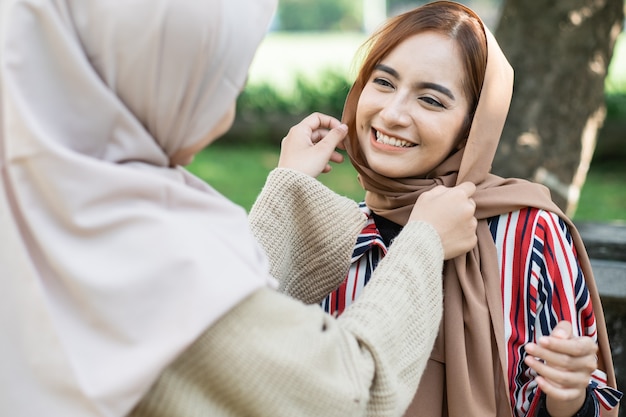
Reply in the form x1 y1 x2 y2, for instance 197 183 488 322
322 203 622 416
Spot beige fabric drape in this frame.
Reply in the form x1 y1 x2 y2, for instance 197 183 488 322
0 1 276 416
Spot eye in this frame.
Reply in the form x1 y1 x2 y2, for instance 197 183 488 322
419 96 445 108
373 77 394 89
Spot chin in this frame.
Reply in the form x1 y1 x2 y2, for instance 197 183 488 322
181 156 195 166
365 154 420 179
169 154 194 167
368 163 410 179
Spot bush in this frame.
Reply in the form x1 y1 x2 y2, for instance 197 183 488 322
230 69 353 145
277 0 361 31
606 90 626 119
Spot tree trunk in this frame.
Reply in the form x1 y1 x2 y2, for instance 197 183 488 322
494 0 624 215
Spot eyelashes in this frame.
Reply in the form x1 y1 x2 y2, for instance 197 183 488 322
371 77 446 109
419 96 444 108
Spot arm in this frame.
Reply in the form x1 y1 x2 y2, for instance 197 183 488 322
506 210 619 417
130 220 445 417
249 113 365 304
525 322 599 417
248 168 366 304
248 112 475 304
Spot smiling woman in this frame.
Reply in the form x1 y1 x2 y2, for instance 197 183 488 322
354 32 470 179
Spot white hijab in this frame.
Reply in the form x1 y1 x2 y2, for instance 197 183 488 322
0 1 276 416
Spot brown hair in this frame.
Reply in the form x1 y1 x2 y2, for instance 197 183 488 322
343 1 487 150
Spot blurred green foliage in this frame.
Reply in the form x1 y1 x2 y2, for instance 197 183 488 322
277 0 362 31
606 91 626 119
232 69 352 146
238 70 351 118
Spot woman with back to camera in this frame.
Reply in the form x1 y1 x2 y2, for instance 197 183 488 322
250 2 622 417
0 0 480 416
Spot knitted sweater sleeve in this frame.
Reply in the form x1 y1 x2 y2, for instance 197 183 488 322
248 168 367 304
130 220 444 417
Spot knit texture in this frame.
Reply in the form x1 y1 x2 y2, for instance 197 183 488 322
130 168 445 417
339 220 445 416
248 168 368 304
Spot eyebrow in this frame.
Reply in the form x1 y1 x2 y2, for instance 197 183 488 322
373 64 456 101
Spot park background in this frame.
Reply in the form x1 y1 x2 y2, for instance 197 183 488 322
188 0 626 223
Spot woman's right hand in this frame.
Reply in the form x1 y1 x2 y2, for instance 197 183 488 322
409 182 478 259
278 112 348 178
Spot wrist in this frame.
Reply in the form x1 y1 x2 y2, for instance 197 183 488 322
537 386 596 417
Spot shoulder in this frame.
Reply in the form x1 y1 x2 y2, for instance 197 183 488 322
489 207 568 231
488 207 574 249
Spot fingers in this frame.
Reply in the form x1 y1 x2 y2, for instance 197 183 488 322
316 123 348 151
311 129 330 143
455 181 477 197
277 113 347 177
328 150 345 164
550 320 573 339
301 112 343 132
525 340 597 373
526 337 598 366
526 355 589 388
532 374 588 403
523 323 598 407
525 354 591 405
409 183 478 259
305 112 347 152
530 321 597 358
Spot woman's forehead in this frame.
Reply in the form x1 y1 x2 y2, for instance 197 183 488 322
379 33 466 89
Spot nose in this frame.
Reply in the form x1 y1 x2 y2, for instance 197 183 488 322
379 94 411 127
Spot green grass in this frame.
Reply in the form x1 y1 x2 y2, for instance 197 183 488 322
187 144 626 223
187 144 364 210
187 145 281 209
574 160 626 223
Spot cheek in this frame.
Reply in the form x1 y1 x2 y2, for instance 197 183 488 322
218 107 236 135
215 118 234 139
206 107 236 144
433 111 468 145
355 94 376 131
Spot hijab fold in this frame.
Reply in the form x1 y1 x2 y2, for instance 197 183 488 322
344 5 618 416
0 1 276 416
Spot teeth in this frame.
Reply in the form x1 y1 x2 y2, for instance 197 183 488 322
375 131 415 148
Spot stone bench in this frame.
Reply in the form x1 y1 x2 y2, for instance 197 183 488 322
576 221 626 413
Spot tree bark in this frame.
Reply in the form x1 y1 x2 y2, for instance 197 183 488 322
494 0 624 215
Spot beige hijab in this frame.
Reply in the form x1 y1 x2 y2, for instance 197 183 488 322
0 1 276 416
343 3 618 416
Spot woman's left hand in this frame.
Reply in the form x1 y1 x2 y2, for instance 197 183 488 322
524 320 598 417
278 112 348 177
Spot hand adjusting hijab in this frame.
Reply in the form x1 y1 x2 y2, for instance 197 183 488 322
0 0 276 416
343 3 618 416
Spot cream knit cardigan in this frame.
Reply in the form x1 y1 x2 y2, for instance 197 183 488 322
130 169 444 417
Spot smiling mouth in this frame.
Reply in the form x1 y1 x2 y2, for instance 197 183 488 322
375 130 416 148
